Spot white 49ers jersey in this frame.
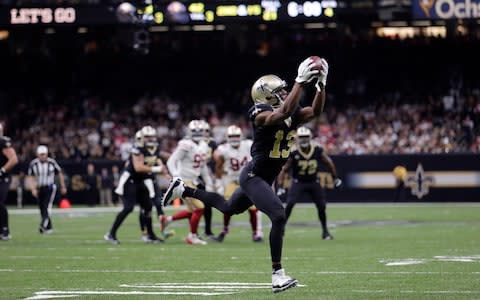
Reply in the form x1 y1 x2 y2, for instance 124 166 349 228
216 139 252 184
167 139 209 181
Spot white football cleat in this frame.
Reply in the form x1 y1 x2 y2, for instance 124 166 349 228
272 268 298 293
186 233 207 245
162 177 185 206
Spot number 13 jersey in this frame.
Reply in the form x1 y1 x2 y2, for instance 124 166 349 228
248 103 302 184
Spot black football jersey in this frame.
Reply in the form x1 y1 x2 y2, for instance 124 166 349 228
205 139 217 172
290 145 324 182
0 136 12 171
248 103 302 184
126 146 161 182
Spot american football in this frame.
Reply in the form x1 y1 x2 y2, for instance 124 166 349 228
310 56 324 71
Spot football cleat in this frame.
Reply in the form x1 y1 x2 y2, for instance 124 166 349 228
214 231 227 242
104 232 120 245
322 232 334 240
39 227 53 234
186 233 207 245
162 177 185 207
252 234 264 243
0 228 11 240
203 232 218 242
272 269 298 293
161 229 175 239
142 234 164 244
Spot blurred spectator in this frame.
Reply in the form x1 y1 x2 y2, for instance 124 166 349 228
83 163 99 206
99 168 113 206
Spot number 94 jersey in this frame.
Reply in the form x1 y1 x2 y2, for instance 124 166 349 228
248 103 301 183
216 139 253 184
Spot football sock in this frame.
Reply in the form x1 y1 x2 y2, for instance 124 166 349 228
172 210 192 221
318 208 327 232
110 208 131 237
272 263 282 272
139 212 146 232
249 209 257 234
223 214 231 232
183 187 229 213
203 204 213 235
190 209 204 234
144 215 155 236
0 205 8 230
269 211 286 263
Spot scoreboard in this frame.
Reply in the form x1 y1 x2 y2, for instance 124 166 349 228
1 0 338 26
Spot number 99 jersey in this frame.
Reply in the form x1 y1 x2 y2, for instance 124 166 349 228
216 139 253 184
248 103 302 184
167 138 209 181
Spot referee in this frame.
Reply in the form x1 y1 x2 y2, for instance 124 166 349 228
0 123 18 240
27 145 67 234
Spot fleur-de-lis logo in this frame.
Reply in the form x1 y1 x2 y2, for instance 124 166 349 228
407 163 434 199
419 0 435 18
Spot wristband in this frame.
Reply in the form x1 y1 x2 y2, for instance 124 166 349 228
151 166 163 173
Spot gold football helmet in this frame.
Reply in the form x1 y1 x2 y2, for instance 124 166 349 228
227 125 242 148
188 120 204 142
296 126 312 148
251 74 287 109
140 125 158 150
134 130 144 148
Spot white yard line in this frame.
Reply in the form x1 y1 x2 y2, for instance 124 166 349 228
3 268 480 275
24 290 236 299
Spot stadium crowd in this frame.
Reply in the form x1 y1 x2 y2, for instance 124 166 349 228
1 31 480 161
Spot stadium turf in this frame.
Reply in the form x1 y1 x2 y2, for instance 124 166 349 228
1 203 479 299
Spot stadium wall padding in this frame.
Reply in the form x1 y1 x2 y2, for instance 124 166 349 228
7 154 480 204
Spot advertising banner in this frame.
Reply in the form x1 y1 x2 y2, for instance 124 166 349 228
413 0 480 19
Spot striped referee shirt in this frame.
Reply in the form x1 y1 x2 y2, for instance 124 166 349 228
28 158 62 187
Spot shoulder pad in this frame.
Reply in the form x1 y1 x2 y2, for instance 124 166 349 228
178 139 193 151
316 144 324 154
216 144 227 155
131 147 141 155
243 139 253 148
248 104 273 121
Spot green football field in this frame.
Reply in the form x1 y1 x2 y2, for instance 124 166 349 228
1 203 479 300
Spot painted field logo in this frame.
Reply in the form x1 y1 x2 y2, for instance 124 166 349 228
414 0 480 19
